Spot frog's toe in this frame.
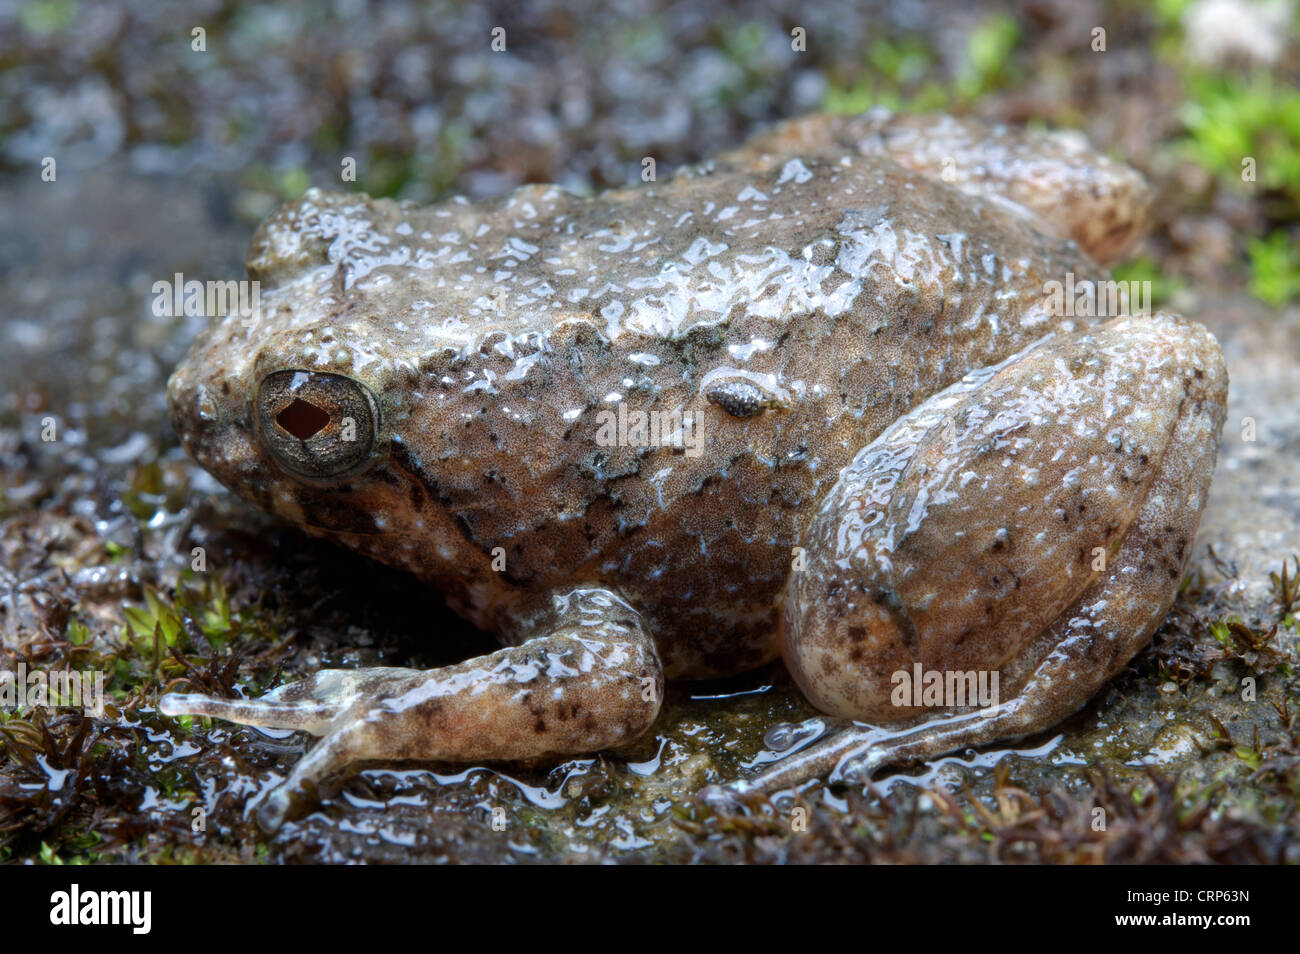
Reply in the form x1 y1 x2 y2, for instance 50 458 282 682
252 719 376 830
159 668 404 735
158 690 336 733
716 728 887 799
698 783 748 812
255 786 295 832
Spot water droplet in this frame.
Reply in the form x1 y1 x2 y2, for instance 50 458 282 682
764 718 826 752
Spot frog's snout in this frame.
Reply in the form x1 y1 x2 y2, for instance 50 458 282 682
166 353 268 499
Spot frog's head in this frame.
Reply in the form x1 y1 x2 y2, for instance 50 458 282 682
167 309 430 542
166 191 453 550
169 188 603 611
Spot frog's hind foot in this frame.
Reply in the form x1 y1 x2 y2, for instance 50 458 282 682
733 313 1227 802
714 709 1023 805
161 587 663 830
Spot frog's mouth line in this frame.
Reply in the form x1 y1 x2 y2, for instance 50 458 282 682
281 440 528 611
364 439 488 556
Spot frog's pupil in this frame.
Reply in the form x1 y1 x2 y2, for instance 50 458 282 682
276 399 330 440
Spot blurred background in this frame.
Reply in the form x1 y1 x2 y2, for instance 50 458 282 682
1 0 1298 864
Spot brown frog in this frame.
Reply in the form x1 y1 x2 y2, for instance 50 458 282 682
161 110 1228 829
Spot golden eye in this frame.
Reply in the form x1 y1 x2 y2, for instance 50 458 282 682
256 370 380 480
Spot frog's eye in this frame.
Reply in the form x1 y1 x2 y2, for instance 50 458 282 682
256 370 380 480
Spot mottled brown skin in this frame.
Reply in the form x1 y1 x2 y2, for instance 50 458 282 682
749 313 1226 797
160 110 1226 828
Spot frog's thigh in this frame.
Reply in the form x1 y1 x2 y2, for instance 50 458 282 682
861 112 1151 265
162 587 662 829
755 314 1226 794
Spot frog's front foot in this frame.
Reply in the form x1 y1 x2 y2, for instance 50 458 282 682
161 587 662 829
733 313 1227 800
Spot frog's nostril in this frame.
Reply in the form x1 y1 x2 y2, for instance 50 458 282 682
276 399 330 440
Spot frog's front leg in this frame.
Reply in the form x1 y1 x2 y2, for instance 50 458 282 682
160 587 662 829
726 312 1227 800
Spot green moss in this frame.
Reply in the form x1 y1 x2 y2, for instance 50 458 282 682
1111 256 1186 309
1178 71 1300 213
123 589 185 653
98 569 276 705
278 167 313 200
720 19 767 68
610 15 671 65
867 34 933 88
18 0 76 36
1246 230 1300 306
1151 0 1196 27
822 35 945 114
822 13 1020 115
955 14 1021 104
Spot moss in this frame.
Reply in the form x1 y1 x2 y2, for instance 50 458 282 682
1246 230 1300 306
955 14 1021 104
822 13 1020 116
1271 556 1300 619
1178 72 1300 215
822 35 946 114
1110 257 1187 311
666 759 1293 864
17 0 77 37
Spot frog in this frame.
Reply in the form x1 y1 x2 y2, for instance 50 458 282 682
161 109 1228 831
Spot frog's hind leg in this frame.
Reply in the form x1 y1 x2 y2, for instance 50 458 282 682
722 313 1226 800
161 587 662 830
859 111 1153 265
731 110 1151 265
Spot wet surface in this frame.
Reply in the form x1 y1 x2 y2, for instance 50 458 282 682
1 0 1297 863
